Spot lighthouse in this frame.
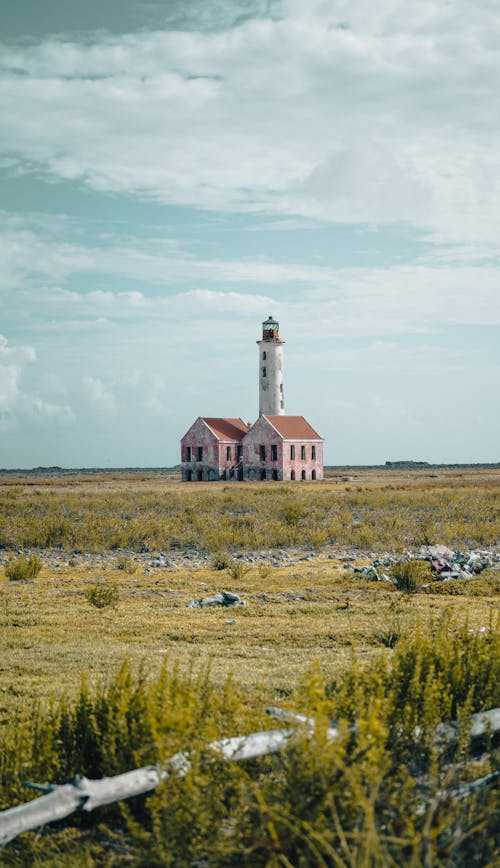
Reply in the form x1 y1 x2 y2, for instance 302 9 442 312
180 314 324 481
257 315 285 416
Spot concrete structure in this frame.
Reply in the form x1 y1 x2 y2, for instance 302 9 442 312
180 317 324 481
257 315 285 416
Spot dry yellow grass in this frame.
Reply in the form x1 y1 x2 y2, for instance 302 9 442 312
0 465 498 720
1 555 497 722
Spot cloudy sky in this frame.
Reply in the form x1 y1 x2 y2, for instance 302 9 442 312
1 0 499 468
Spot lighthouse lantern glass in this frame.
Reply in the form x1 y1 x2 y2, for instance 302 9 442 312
262 316 279 341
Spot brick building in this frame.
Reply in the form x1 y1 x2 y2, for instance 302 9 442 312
180 317 324 481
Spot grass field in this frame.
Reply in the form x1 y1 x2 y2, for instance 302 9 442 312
0 467 499 865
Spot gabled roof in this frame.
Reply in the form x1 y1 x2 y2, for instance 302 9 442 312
263 415 323 440
202 417 250 441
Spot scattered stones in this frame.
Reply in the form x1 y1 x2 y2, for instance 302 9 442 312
350 545 499 583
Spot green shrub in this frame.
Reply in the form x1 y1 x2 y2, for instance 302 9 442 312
84 584 119 609
388 558 433 592
227 560 251 581
5 554 43 581
211 551 232 571
257 562 272 580
0 621 498 865
116 555 138 574
423 570 500 597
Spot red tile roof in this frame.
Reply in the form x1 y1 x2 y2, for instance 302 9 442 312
202 417 250 441
263 415 322 440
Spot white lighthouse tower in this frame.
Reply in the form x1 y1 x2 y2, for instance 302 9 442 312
257 315 285 416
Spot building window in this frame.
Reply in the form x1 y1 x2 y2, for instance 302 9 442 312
290 444 295 460
197 446 203 461
259 468 266 480
312 469 317 480
312 444 316 460
290 469 296 480
271 444 278 461
186 446 191 461
301 445 306 461
260 444 266 461
226 445 232 460
262 351 266 360
280 400 284 409
301 470 306 480
262 366 267 377
280 383 283 392
237 444 243 459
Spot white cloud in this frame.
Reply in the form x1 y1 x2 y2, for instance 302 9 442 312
82 375 117 411
0 334 36 362
0 335 75 432
0 1 499 246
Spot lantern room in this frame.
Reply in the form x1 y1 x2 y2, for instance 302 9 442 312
262 315 280 341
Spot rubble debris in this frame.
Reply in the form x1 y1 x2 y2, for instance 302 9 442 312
350 546 499 583
186 590 247 609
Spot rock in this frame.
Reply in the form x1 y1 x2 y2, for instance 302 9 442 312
221 590 241 603
186 590 246 608
381 573 397 584
426 544 455 559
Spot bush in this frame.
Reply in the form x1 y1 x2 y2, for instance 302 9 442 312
388 558 433 593
423 570 500 597
5 554 43 581
116 555 138 574
227 560 251 581
84 584 119 609
211 551 232 571
0 621 498 865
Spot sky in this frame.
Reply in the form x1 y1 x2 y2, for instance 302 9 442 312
1 0 499 468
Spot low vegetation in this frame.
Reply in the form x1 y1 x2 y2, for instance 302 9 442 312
4 554 42 581
0 468 498 864
0 619 498 865
0 469 498 554
84 584 120 609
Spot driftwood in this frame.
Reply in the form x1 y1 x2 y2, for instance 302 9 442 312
0 717 339 847
0 708 498 848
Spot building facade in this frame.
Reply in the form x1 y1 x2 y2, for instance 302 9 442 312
181 417 249 481
242 414 323 480
180 317 324 481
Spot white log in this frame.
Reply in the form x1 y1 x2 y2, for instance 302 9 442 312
0 727 294 846
1 707 498 848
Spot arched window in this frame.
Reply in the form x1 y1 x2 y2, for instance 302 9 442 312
311 469 316 480
272 468 278 480
185 469 192 481
290 470 295 480
197 468 203 481
259 468 266 480
301 470 306 480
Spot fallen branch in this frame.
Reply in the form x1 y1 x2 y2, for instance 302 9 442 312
0 708 497 848
0 721 327 847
